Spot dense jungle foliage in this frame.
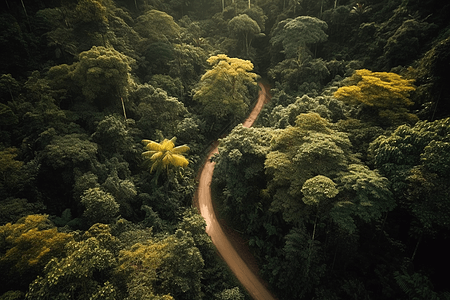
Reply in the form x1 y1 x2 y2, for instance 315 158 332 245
1 0 450 299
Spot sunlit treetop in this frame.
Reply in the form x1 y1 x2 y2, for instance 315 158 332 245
75 0 108 24
193 54 258 122
334 69 417 125
203 54 258 84
141 137 189 174
334 69 415 107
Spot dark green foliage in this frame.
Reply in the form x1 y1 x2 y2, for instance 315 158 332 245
0 198 45 226
81 188 120 225
91 115 140 159
384 18 436 67
228 14 261 57
131 84 188 138
212 125 274 228
71 46 134 104
0 103 18 126
270 16 328 61
394 270 450 300
410 36 450 120
41 134 98 169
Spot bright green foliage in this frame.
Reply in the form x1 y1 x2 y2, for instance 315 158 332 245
117 229 203 300
215 287 245 300
265 113 356 223
142 137 189 174
70 46 134 101
134 10 181 42
193 54 258 124
265 93 345 128
301 175 339 206
334 69 417 125
26 224 119 300
81 188 120 225
270 16 328 61
0 215 73 291
228 14 261 56
117 239 174 300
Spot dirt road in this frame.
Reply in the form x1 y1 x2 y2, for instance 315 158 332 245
196 83 277 300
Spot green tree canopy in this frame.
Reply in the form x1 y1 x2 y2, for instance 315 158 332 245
369 117 450 234
81 187 120 225
26 223 119 300
265 112 357 223
193 54 258 126
228 14 261 56
132 84 188 137
270 16 328 62
134 10 181 42
70 46 135 103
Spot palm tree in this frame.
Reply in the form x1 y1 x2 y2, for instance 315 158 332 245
141 137 189 180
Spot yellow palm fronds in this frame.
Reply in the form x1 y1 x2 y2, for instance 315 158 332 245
142 137 189 173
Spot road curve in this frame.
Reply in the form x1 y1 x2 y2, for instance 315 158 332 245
196 83 277 300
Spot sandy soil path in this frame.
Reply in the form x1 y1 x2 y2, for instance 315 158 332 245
196 83 277 300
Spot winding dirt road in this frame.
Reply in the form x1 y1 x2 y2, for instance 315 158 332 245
195 83 277 300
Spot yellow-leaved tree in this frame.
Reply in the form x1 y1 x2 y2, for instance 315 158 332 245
142 137 189 182
334 69 417 125
0 215 73 291
193 54 258 130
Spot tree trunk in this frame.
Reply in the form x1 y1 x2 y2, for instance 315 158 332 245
411 233 422 261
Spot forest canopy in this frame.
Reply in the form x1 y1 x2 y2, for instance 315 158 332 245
1 0 450 299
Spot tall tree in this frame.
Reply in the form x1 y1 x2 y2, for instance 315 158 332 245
141 137 189 183
70 46 135 105
270 16 328 63
228 14 261 56
134 10 181 42
193 54 258 129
